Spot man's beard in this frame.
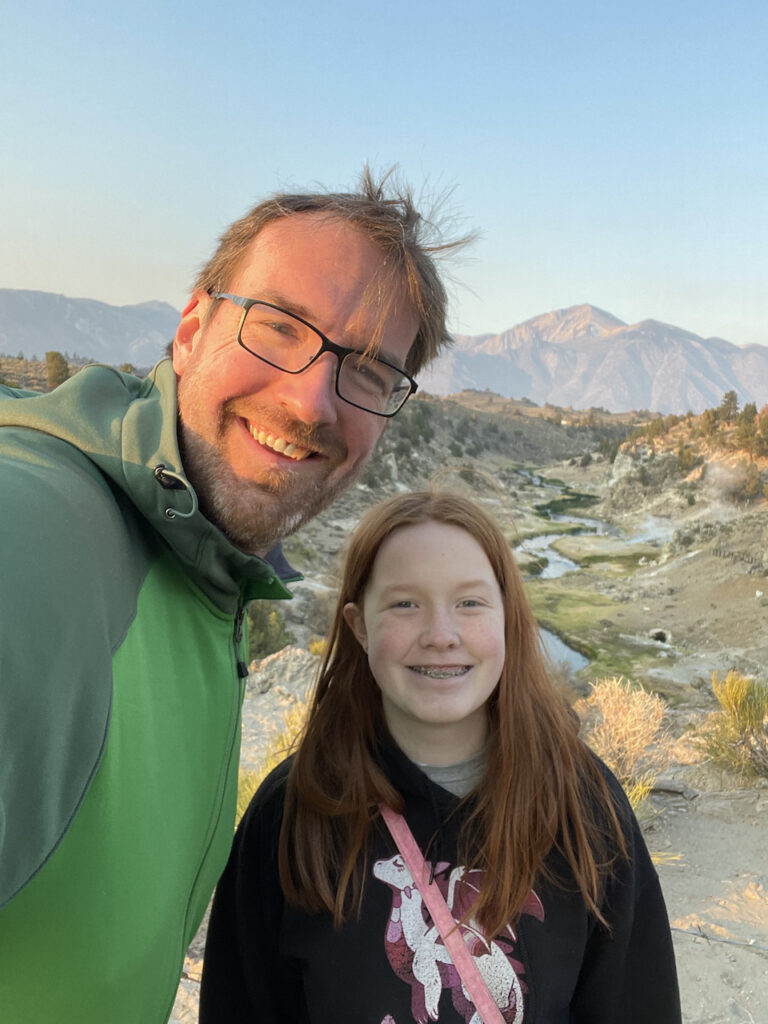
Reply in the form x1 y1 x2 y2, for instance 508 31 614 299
178 421 361 555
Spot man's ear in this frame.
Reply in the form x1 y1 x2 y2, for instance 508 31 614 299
342 602 368 652
171 292 210 375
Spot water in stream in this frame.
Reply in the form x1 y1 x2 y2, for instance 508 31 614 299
515 473 674 675
540 627 589 671
517 502 608 671
517 532 579 579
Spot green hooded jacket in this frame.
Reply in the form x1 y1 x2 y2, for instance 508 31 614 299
0 361 296 1021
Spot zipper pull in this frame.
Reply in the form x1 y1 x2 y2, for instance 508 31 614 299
234 608 249 678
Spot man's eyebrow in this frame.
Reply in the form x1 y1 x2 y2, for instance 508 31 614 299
258 289 315 322
257 289 407 371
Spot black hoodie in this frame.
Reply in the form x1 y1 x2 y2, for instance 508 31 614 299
200 737 680 1023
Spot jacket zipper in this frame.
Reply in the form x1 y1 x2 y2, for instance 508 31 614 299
233 606 249 679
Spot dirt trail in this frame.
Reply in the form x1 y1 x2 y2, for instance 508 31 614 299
649 781 768 1024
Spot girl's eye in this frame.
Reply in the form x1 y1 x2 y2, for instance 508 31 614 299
393 600 416 609
458 599 483 608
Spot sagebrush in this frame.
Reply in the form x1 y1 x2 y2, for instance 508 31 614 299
236 699 310 824
246 601 296 662
698 670 768 779
575 676 670 813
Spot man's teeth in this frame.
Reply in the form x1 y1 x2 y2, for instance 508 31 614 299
247 424 311 461
411 666 470 679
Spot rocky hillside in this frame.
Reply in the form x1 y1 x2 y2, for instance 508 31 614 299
0 353 130 390
605 399 768 516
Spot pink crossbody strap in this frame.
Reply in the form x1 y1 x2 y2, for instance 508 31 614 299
379 804 506 1024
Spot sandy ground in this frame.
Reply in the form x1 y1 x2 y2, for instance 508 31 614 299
647 778 768 1024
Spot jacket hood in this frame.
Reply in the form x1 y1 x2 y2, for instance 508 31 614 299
374 730 468 869
0 360 298 610
376 732 459 811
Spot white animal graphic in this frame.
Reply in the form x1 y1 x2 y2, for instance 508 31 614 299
374 854 543 1023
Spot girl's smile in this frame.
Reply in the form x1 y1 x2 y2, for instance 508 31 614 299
409 665 471 678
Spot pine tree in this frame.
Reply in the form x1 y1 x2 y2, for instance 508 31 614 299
718 390 739 423
45 351 69 390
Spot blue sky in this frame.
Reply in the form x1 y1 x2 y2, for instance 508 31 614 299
2 0 766 345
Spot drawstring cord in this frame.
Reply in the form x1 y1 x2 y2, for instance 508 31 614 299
153 464 198 520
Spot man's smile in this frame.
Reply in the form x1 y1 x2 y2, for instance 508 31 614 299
245 420 314 461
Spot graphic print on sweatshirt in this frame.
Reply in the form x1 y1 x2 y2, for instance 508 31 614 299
373 853 544 1024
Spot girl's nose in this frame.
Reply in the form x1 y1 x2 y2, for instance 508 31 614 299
420 610 460 648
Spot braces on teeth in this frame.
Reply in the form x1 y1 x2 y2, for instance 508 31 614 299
412 666 470 679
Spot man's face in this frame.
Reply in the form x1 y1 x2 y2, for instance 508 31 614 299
173 213 418 555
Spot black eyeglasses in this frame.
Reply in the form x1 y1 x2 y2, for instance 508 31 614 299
210 292 418 417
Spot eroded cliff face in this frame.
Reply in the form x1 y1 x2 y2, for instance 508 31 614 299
609 455 764 517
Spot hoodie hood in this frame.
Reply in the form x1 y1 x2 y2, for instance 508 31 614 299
0 360 299 610
373 730 470 872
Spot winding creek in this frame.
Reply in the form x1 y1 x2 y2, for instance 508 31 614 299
540 626 589 671
514 472 678 673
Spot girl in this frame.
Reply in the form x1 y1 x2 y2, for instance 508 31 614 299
201 491 680 1023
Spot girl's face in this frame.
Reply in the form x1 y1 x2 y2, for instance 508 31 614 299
343 520 506 765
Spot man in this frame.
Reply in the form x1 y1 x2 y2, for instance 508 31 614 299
0 171 460 1022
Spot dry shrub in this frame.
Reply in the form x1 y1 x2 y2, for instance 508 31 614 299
236 698 310 824
575 676 670 812
308 635 328 657
698 670 768 779
622 777 654 811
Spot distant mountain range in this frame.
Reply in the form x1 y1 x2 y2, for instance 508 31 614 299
420 304 768 414
1 290 765 414
0 290 179 367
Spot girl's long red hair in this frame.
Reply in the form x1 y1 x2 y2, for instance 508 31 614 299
279 491 626 937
